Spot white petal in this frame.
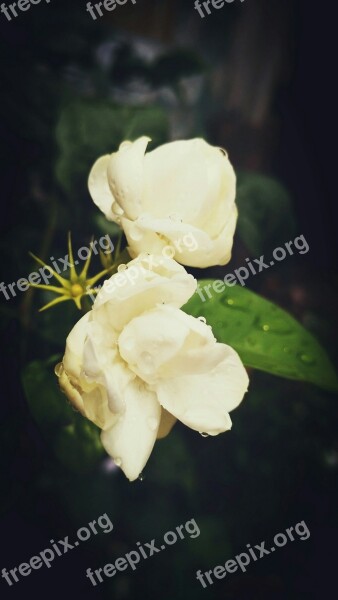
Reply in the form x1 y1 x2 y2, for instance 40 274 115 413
100 380 161 481
143 139 225 224
63 312 91 378
156 347 249 435
107 136 150 220
82 320 135 415
157 408 177 439
93 254 196 331
118 306 190 383
88 155 115 221
122 207 237 268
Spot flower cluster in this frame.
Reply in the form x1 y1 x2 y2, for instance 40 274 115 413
56 137 249 481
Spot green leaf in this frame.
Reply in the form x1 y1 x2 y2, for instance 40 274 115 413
183 282 338 392
22 356 104 471
236 172 297 256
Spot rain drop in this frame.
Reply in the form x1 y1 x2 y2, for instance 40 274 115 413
112 202 124 216
141 351 153 364
138 472 144 481
118 264 127 272
54 363 63 377
129 228 143 241
114 458 122 468
148 417 159 431
200 432 209 438
299 353 315 365
262 324 270 332
227 298 235 306
198 316 207 324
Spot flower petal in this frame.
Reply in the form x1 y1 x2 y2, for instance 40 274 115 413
93 254 196 331
107 137 150 220
88 155 115 221
143 139 229 225
122 207 237 268
156 347 249 435
156 408 177 439
100 380 161 481
63 312 92 378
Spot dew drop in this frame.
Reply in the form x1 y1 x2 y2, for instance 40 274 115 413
54 362 63 377
148 417 159 431
227 298 235 306
138 472 144 481
198 316 207 324
200 432 209 438
117 264 127 272
112 202 124 216
299 353 315 365
141 351 153 364
114 458 122 468
122 337 134 352
262 324 270 332
129 228 143 241
219 147 228 158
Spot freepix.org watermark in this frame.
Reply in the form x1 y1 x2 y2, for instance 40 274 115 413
196 520 310 589
1 513 113 587
196 234 310 302
86 517 200 587
0 234 114 302
86 231 199 303
0 0 51 22
86 0 136 20
194 0 245 20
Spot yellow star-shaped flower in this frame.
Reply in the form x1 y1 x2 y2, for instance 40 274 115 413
29 233 116 312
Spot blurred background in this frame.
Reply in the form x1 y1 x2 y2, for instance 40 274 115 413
0 0 337 598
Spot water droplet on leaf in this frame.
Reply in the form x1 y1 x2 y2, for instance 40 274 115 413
299 353 315 365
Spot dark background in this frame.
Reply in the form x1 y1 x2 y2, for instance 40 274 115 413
0 1 337 599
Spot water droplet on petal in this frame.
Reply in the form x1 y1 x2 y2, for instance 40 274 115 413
198 316 207 324
148 417 159 431
219 147 228 158
138 472 144 481
200 432 209 438
112 202 124 216
118 264 127 272
54 363 63 377
129 228 143 241
122 337 134 352
114 458 122 468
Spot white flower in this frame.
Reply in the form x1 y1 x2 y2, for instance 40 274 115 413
88 137 238 268
57 255 249 481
